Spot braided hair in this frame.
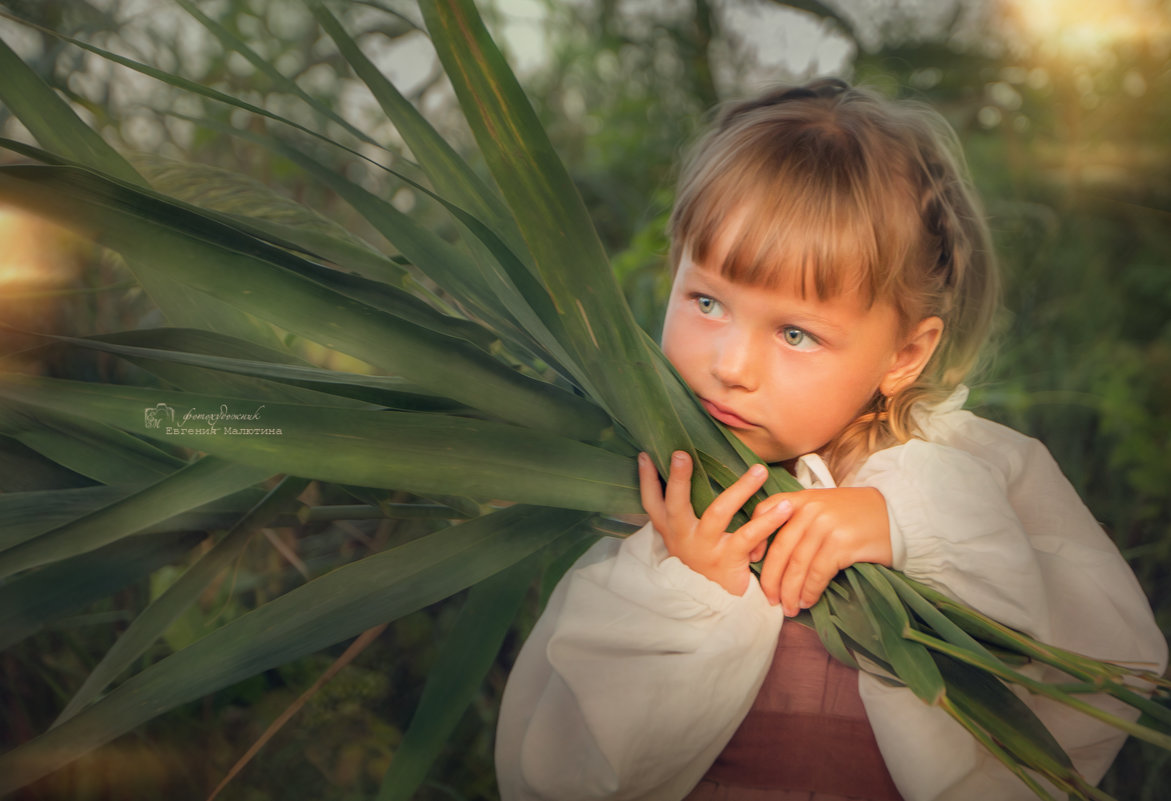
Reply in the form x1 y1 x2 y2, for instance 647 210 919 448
669 79 1000 478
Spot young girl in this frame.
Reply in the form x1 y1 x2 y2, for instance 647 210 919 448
494 79 1167 801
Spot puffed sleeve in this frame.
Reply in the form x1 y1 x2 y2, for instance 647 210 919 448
857 438 1051 639
495 522 784 801
852 426 1167 800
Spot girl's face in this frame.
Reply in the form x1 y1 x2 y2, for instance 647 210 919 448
661 249 937 464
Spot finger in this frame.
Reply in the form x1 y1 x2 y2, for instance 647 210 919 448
662 451 695 520
749 493 797 562
742 498 792 563
737 498 792 550
751 492 797 519
799 551 840 611
701 463 770 532
758 509 806 607
780 519 828 617
637 452 670 534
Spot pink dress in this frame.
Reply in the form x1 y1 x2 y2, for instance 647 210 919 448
685 623 903 801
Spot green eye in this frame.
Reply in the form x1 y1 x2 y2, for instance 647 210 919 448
696 295 721 315
782 326 816 350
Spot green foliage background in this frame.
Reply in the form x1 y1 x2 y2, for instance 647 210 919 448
0 1 1168 799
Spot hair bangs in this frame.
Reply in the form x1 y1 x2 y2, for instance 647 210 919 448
675 145 888 304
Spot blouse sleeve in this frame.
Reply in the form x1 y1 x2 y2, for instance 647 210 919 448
852 430 1167 800
856 438 1051 639
495 522 784 801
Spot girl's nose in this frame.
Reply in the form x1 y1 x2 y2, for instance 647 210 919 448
711 329 759 391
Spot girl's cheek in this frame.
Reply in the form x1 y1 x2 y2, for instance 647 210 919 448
663 339 701 388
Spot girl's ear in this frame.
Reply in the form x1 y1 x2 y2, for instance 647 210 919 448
880 316 944 397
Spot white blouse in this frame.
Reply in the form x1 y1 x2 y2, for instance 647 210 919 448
495 388 1167 801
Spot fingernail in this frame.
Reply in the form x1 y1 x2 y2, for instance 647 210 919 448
771 500 792 515
748 463 766 478
783 605 797 617
800 599 810 609
672 451 687 465
637 452 648 465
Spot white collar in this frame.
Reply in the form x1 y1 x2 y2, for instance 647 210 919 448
794 452 836 489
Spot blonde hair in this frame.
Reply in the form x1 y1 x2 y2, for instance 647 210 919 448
669 79 1000 478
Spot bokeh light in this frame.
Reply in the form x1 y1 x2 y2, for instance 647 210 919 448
0 208 82 374
1000 0 1171 56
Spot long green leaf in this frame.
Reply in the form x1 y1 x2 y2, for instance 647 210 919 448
0 401 185 485
306 2 582 384
939 695 1063 801
0 40 284 345
0 505 592 794
222 213 409 288
0 455 269 580
0 32 532 355
0 436 94 491
906 627 1171 751
825 573 886 663
0 376 641 515
3 135 409 292
420 0 724 517
0 485 272 554
83 328 464 412
0 530 204 651
38 330 460 411
0 164 609 440
934 654 1078 781
301 5 583 378
0 18 590 393
805 602 859 670
853 565 945 704
0 486 133 553
0 13 389 180
174 0 380 148
0 33 140 183
55 476 311 725
90 327 466 409
376 548 547 801
307 0 527 260
0 54 517 355
249 131 573 372
907 576 1169 697
883 567 1006 665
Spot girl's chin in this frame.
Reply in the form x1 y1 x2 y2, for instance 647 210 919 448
732 435 797 467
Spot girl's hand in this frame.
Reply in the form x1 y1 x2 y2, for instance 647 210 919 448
637 451 794 597
754 488 893 616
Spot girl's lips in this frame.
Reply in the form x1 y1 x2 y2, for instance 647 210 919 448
701 398 754 429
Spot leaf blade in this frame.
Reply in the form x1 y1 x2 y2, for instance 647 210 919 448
54 476 311 725
0 376 641 515
0 505 592 794
375 548 549 801
0 164 610 440
0 454 270 581
0 32 140 183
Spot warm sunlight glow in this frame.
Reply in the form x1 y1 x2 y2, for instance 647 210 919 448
0 208 79 287
0 208 82 375
1003 0 1171 54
